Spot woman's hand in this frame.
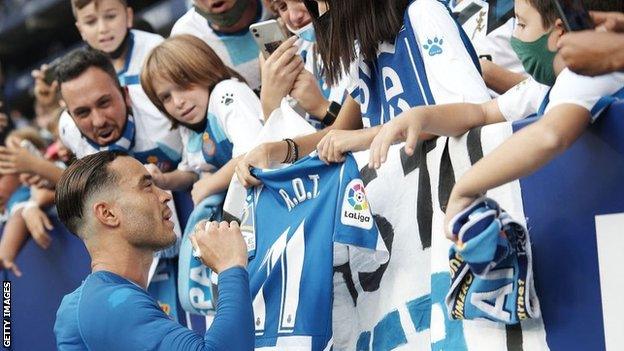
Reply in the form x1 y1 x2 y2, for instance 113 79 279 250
235 142 287 187
368 110 422 169
289 69 330 119
260 36 304 119
317 129 377 164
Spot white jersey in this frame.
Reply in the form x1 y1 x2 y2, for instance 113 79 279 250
170 2 273 91
451 0 524 74
497 70 624 122
177 79 263 174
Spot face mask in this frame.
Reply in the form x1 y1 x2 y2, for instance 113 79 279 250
510 31 557 86
288 22 316 42
194 0 250 28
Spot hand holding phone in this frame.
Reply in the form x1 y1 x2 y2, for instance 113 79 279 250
250 19 291 59
553 0 595 31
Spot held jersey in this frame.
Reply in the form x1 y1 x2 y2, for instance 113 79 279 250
349 0 489 127
170 3 273 91
244 154 388 350
177 79 263 174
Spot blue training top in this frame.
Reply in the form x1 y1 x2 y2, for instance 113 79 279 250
54 267 253 350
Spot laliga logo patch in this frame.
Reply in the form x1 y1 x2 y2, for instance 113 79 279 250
341 179 373 230
202 132 216 157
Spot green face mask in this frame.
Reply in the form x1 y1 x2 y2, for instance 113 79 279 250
510 31 557 86
194 0 250 29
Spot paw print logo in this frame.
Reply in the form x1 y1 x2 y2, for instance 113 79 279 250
423 37 444 57
221 93 234 106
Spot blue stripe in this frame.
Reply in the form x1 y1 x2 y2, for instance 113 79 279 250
120 75 140 86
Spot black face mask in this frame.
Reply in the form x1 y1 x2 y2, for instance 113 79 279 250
194 0 251 28
107 30 131 60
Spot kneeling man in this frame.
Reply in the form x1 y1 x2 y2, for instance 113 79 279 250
54 151 253 350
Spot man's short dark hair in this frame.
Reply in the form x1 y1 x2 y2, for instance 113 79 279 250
55 47 120 89
56 151 127 236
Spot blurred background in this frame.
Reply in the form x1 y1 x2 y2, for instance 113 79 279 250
0 0 189 125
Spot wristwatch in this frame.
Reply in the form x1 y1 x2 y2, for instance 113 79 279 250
322 101 341 127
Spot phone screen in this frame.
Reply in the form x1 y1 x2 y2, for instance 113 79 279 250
553 0 594 31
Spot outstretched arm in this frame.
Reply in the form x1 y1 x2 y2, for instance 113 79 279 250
444 104 590 239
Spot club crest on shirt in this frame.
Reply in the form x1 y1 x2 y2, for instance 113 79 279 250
341 179 373 229
202 132 216 157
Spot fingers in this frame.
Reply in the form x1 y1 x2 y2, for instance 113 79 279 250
404 126 418 156
5 261 22 278
235 159 261 187
42 214 53 231
267 36 298 63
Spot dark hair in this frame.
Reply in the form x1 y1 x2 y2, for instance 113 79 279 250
583 0 624 12
56 151 127 236
312 0 409 85
527 0 623 29
71 0 128 17
55 47 120 89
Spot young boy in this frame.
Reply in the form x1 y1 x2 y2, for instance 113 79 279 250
66 0 183 172
367 0 624 239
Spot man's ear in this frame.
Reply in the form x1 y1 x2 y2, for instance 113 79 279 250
122 86 132 109
93 201 121 228
126 7 134 29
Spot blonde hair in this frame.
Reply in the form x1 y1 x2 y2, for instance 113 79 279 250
141 34 246 128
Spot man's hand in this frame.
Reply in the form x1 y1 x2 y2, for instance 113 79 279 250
557 31 624 76
22 205 53 249
290 69 330 118
190 221 247 274
591 11 624 32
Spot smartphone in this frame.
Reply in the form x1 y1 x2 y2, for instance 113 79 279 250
250 19 290 59
553 0 595 31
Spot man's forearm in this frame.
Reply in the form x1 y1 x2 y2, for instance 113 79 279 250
203 266 254 350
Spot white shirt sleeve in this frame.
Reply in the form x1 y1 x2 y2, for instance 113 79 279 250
58 110 86 158
497 77 550 121
409 0 490 104
211 80 264 157
546 69 624 123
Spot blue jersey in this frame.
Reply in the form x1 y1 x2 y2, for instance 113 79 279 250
54 268 253 351
349 0 488 127
245 154 388 350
